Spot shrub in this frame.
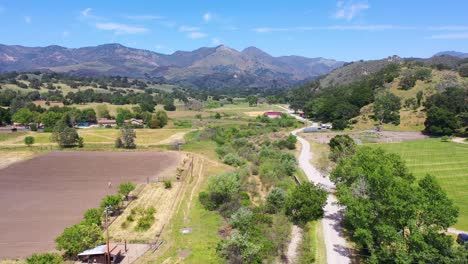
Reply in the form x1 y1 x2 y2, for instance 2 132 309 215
29 123 38 131
83 208 102 226
118 182 136 200
276 135 297 150
164 103 176 111
332 119 348 130
285 183 327 224
134 207 156 231
217 231 262 263
222 153 244 167
205 172 241 209
199 191 217 210
424 106 460 136
26 253 62 264
164 179 172 189
24 136 35 146
459 64 468 77
116 125 136 149
266 187 286 213
328 135 356 162
215 145 232 158
100 194 123 211
230 207 254 232
441 135 451 142
214 112 222 119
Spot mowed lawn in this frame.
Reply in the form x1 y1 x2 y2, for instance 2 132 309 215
370 139 468 230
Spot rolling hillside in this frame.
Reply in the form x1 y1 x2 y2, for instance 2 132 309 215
290 54 468 132
0 43 344 91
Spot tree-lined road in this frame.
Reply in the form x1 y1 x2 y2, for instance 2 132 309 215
281 105 351 264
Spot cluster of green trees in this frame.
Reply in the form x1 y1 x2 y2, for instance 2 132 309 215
51 113 84 148
193 119 327 263
327 135 467 262
54 182 135 259
399 67 432 90
424 87 468 136
288 64 401 130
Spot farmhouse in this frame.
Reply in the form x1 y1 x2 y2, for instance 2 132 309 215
124 118 144 126
77 244 123 264
264 111 282 118
97 118 117 126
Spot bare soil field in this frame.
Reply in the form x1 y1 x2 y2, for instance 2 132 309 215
0 151 181 259
301 130 429 144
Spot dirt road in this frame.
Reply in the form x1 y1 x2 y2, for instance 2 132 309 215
292 128 351 264
282 106 351 264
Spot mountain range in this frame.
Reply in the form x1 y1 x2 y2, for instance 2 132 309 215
433 51 468 58
0 43 345 90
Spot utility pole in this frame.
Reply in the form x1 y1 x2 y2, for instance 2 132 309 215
105 206 111 264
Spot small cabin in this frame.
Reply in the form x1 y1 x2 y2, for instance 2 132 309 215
77 244 123 264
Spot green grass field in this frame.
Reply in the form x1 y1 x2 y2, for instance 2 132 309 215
370 139 468 230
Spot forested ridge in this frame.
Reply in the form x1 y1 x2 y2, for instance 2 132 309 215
286 57 468 135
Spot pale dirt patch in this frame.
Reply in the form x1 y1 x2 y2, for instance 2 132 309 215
453 137 468 144
157 131 192 145
245 111 266 117
286 225 302 264
0 151 37 170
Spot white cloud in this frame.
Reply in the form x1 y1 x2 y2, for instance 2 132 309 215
62 31 70 37
203 12 212 22
253 25 414 33
187 32 207 39
95 22 149 34
24 16 31 24
155 45 165 50
124 15 164 21
334 1 369 21
212 38 222 45
430 32 468 39
81 8 92 17
179 26 200 32
428 26 468 31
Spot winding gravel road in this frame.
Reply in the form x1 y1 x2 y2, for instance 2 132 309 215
281 106 351 264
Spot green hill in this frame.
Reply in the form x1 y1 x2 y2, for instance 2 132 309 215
288 56 468 133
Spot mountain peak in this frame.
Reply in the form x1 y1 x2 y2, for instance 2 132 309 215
242 46 271 57
214 44 238 53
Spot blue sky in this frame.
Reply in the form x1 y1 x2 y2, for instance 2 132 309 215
0 0 467 61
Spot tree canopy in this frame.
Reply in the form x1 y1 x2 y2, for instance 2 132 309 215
331 147 460 262
55 223 104 257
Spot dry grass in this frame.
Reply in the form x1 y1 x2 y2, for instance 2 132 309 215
135 155 232 263
0 150 40 169
109 182 182 242
0 128 191 146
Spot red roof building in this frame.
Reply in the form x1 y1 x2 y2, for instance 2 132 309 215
264 111 282 118
97 118 117 126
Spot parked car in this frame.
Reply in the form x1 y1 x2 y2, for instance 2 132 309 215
457 233 468 245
